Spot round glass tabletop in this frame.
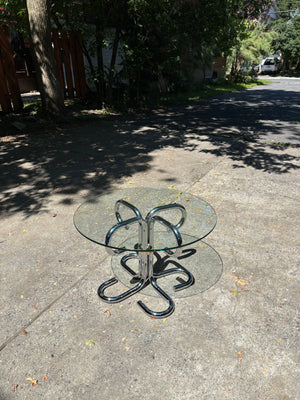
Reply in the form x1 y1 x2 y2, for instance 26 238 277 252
73 187 217 252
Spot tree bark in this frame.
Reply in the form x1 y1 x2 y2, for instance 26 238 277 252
95 20 105 104
26 0 64 115
107 27 120 104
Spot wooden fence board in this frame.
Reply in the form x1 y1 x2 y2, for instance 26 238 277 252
52 30 87 99
60 32 74 99
0 25 23 112
0 55 12 113
74 31 87 97
52 29 65 97
69 32 81 97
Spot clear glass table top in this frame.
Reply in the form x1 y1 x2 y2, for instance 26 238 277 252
73 188 217 252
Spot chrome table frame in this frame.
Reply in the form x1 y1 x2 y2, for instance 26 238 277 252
98 199 195 318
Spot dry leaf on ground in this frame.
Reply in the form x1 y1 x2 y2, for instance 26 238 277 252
236 278 248 287
26 377 38 387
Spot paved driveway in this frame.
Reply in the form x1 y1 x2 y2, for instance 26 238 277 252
0 79 299 399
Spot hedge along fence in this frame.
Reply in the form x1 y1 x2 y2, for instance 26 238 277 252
0 25 23 113
52 29 87 100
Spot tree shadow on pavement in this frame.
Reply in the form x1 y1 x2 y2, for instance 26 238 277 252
1 87 299 217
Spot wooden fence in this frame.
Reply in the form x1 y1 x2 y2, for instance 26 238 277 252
52 29 87 100
0 27 87 113
0 25 23 113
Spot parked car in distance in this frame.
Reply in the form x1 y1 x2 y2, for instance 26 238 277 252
252 62 263 73
261 56 281 74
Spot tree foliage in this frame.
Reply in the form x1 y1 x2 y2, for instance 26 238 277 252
1 0 271 108
227 22 277 78
271 1 300 70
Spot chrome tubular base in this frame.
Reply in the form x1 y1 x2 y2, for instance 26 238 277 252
98 199 195 318
98 250 195 318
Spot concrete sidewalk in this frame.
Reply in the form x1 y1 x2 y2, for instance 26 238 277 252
1 90 300 399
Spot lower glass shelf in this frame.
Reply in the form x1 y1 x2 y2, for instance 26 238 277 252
111 239 223 299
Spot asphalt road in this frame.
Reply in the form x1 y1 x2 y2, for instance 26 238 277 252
113 76 300 146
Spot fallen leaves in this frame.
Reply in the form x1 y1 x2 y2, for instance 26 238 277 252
85 340 95 346
21 330 27 335
233 272 249 288
122 336 130 350
235 277 248 288
12 384 18 392
24 374 48 389
103 309 111 317
26 377 38 387
230 274 249 296
237 351 243 365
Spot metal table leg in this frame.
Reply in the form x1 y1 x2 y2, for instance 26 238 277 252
98 199 195 318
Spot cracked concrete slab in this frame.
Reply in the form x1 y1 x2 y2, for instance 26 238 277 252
0 80 299 399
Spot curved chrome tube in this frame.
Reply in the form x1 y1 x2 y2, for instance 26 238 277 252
137 277 175 318
120 253 140 277
105 200 143 248
150 215 183 246
105 217 140 247
154 262 194 291
98 277 145 303
145 203 187 229
115 199 142 223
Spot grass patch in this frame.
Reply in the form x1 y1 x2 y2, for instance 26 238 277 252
157 79 267 105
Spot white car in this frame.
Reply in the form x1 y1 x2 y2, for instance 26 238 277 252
261 57 281 74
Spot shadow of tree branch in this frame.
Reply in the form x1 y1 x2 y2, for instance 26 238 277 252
1 86 299 217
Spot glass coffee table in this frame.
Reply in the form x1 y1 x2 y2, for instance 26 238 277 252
74 187 222 318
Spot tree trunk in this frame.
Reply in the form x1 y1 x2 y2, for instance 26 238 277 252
26 0 64 115
107 27 120 104
95 21 105 104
